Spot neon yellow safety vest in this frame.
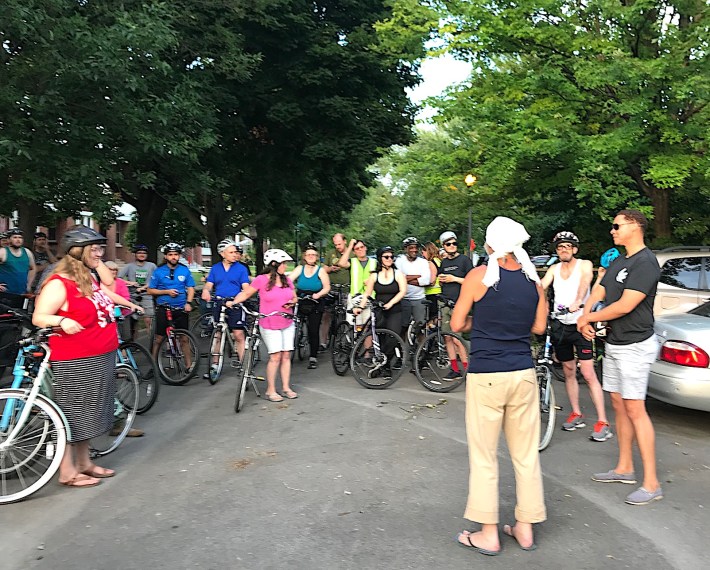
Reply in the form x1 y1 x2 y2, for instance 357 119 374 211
350 257 377 296
425 258 442 295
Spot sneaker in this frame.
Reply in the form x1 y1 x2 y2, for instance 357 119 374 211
203 364 219 381
591 469 637 484
308 358 318 369
444 369 463 381
625 486 663 505
562 412 586 431
319 343 328 353
590 421 613 442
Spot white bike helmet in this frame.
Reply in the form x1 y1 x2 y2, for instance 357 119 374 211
217 239 237 253
439 230 457 244
264 248 293 265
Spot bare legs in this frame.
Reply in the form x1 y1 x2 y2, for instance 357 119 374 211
265 351 295 397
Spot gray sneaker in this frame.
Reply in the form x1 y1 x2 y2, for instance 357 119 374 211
591 470 637 484
625 486 663 505
562 412 586 431
590 421 614 442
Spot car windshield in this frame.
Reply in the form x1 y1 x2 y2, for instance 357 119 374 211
688 301 710 318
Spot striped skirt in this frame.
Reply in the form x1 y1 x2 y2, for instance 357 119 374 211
52 351 116 443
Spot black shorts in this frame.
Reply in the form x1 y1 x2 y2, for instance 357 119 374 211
212 300 247 331
155 305 189 336
551 320 593 362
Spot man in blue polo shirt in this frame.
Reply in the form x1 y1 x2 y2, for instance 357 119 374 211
147 243 195 362
201 239 250 379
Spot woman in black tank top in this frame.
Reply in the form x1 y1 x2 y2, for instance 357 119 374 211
357 246 407 334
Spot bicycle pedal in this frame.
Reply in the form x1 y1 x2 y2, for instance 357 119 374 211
255 375 265 381
230 359 240 369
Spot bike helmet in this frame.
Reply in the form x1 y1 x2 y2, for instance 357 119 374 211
217 239 237 253
132 243 149 253
235 245 244 254
600 247 621 269
264 248 292 265
34 231 47 239
439 231 457 244
552 231 579 248
162 242 183 254
590 301 609 337
61 225 107 252
402 237 420 248
7 228 23 236
376 245 395 259
0 232 7 239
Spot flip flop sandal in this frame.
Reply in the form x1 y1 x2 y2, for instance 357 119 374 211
283 390 298 399
454 532 501 556
82 468 116 479
265 393 284 402
59 474 102 488
502 524 537 551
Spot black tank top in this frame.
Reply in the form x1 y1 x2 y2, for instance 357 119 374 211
373 270 401 312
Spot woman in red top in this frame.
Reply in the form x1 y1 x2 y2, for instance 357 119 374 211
33 226 142 488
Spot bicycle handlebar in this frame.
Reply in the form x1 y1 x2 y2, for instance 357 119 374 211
237 303 294 320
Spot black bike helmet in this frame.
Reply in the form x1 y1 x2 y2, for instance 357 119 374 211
132 243 149 253
552 231 579 248
402 237 420 248
7 228 23 236
376 245 395 259
162 242 183 254
61 225 107 253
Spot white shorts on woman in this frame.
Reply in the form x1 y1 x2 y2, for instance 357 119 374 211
260 323 295 353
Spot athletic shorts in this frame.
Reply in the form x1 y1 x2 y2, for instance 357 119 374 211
154 305 189 336
602 335 659 400
212 300 246 331
260 323 295 354
401 298 427 328
551 320 593 362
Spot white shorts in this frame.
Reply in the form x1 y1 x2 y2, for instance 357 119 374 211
260 323 295 354
603 335 659 400
346 294 371 326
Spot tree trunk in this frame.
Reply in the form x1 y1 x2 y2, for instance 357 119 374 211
254 225 264 275
628 163 671 239
17 200 39 238
134 190 168 262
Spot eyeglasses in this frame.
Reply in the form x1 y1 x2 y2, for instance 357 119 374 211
353 245 365 250
611 222 635 231
109 268 118 272
444 241 458 247
90 246 106 254
556 244 574 250
381 254 393 259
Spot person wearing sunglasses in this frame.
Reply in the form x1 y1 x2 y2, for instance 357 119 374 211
437 231 474 379
540 231 611 442
577 210 663 506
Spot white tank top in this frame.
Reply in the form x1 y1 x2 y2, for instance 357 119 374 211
553 260 588 325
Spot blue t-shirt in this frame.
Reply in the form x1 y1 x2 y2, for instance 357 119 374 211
149 264 195 307
206 262 250 298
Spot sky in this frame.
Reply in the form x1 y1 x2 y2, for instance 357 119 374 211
407 54 472 121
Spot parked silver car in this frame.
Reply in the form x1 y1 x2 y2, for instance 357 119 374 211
654 246 710 316
649 301 710 412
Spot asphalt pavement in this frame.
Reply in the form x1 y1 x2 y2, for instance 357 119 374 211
2 353 709 570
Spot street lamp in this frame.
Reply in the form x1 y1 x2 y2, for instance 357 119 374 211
465 174 477 260
294 222 305 261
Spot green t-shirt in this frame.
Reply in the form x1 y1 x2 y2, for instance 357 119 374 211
327 249 350 286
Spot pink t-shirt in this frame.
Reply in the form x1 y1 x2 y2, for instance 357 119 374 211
252 274 295 330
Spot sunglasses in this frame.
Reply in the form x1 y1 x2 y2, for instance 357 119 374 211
444 241 458 247
556 243 574 250
381 254 394 259
611 222 634 231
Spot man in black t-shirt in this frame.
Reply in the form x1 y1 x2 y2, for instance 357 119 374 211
577 209 662 506
436 230 473 379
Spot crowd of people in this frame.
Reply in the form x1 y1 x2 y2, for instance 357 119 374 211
1 208 664 551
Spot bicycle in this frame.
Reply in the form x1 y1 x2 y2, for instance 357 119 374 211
115 311 159 414
234 304 295 413
292 294 317 362
349 299 406 389
154 304 199 385
0 320 139 503
329 287 353 376
323 284 348 344
191 300 215 360
205 296 243 384
412 299 468 393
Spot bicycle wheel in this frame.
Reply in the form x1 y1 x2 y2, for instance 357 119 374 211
157 329 199 385
331 322 352 376
297 320 309 361
118 342 159 414
90 364 139 458
350 329 405 389
414 332 467 393
234 345 253 413
0 390 67 504
190 313 214 359
537 364 556 452
208 325 227 385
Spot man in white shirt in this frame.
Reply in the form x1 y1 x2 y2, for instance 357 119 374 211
395 237 431 338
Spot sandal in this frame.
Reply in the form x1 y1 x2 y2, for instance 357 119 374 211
455 532 501 556
283 390 298 399
502 524 537 551
265 393 284 402
59 473 101 488
81 466 116 479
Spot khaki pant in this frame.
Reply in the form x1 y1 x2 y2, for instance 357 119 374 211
464 368 546 524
